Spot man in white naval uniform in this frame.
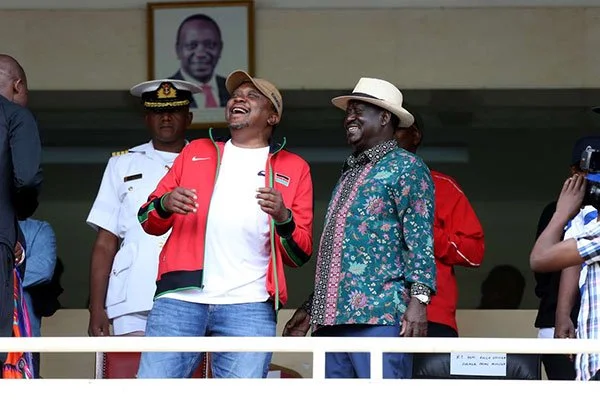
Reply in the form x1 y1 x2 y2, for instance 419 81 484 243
86 79 201 336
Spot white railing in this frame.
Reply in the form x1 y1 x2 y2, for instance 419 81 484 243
1 336 600 399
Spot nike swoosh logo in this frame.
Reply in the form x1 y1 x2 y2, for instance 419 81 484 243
192 156 210 161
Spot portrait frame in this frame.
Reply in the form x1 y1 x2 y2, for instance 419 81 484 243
147 1 255 129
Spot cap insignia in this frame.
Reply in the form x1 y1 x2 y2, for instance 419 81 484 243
157 82 177 99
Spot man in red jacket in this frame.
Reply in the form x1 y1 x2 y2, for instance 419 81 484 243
283 111 484 339
136 70 314 378
395 112 484 337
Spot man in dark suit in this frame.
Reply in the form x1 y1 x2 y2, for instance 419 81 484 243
169 14 228 108
0 54 43 372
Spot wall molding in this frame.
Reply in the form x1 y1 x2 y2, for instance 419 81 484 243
3 0 600 10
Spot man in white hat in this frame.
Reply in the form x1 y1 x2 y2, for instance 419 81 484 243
135 70 314 378
284 77 436 379
87 79 201 337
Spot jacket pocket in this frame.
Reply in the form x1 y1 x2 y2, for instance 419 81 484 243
106 243 138 307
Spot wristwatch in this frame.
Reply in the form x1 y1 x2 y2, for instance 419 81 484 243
413 294 431 305
410 283 431 305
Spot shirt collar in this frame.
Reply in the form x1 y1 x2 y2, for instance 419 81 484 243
179 69 218 90
129 140 188 160
345 139 397 170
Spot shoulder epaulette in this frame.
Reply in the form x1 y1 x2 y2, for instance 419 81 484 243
111 150 129 157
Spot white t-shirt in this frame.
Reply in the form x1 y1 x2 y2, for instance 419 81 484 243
162 140 271 304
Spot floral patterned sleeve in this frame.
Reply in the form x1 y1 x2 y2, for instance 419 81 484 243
397 157 436 292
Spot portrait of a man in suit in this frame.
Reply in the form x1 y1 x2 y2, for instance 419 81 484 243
149 1 254 126
169 14 228 109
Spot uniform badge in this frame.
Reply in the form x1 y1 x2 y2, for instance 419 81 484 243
112 150 129 157
275 173 290 187
124 173 142 182
157 82 177 99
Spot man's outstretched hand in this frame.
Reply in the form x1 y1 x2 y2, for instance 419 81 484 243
162 188 198 215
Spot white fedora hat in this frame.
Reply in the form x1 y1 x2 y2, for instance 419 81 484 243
331 77 414 128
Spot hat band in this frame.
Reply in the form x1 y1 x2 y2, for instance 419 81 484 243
350 92 381 101
144 99 190 108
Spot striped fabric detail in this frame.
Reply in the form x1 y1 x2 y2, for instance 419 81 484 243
566 206 600 380
279 236 309 267
137 200 156 224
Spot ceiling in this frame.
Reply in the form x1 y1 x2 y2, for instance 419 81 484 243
5 0 600 9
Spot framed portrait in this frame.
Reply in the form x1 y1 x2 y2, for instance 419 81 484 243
147 1 255 128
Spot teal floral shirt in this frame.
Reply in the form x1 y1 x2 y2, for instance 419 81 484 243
309 140 436 327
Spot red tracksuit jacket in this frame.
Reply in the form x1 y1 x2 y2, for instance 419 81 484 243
137 135 314 309
429 171 485 332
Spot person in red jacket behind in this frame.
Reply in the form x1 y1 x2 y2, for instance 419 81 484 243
136 70 314 379
395 111 484 337
283 110 484 339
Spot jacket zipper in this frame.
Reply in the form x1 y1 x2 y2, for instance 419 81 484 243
200 128 221 289
268 138 286 312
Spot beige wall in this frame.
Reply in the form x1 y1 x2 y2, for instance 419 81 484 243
7 0 599 9
2 7 600 90
39 309 540 379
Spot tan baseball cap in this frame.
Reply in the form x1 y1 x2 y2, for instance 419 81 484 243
225 70 283 118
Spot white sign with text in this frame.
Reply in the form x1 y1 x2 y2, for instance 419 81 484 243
450 352 507 377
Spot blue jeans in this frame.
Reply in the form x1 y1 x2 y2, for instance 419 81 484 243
137 297 276 378
313 324 413 379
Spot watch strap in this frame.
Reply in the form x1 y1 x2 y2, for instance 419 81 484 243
410 282 432 298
